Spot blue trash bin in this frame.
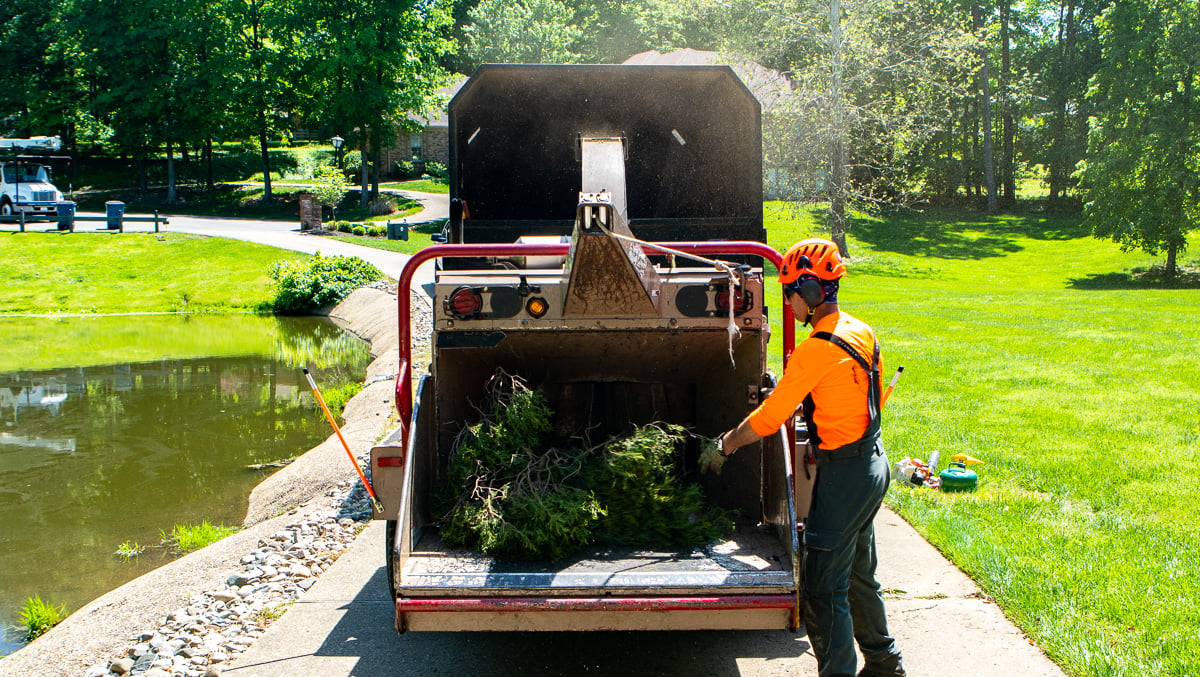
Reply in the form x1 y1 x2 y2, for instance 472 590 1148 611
105 201 125 230
56 201 76 231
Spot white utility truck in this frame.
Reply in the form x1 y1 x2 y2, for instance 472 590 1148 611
0 136 66 217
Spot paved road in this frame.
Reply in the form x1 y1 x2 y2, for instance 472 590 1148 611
19 188 450 280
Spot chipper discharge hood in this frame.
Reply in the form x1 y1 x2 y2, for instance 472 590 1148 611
445 63 765 246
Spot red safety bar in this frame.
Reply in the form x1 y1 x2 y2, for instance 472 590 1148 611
394 241 792 463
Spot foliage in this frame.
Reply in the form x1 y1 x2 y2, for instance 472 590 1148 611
463 0 582 68
289 147 327 181
1076 0 1197 279
319 380 363 425
437 372 730 560
423 161 448 180
368 198 398 216
289 0 456 208
351 225 366 236
18 596 67 641
114 540 145 561
312 164 350 220
395 160 418 178
161 520 239 553
267 254 383 314
586 423 733 546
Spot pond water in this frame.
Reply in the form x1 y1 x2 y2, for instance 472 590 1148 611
0 314 371 656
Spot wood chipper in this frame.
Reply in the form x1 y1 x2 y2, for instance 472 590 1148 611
371 64 803 633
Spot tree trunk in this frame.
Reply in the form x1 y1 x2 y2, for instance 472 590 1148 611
1048 0 1077 207
1166 241 1177 281
205 136 215 191
975 4 998 214
371 147 380 201
828 0 849 255
1000 0 1016 205
360 137 370 210
259 124 272 203
166 139 176 205
136 151 147 193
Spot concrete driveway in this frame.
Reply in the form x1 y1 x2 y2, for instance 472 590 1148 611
221 510 1066 677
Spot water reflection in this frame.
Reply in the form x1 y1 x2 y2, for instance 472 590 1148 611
0 315 370 656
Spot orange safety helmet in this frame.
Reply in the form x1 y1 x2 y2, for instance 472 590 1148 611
778 238 846 285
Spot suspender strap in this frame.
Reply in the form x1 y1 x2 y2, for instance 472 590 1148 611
811 331 883 424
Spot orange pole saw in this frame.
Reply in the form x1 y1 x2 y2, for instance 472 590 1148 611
303 368 384 514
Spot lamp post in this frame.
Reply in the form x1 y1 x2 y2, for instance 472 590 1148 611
331 135 344 169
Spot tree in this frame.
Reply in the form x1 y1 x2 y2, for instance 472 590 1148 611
312 164 348 223
1077 0 1197 279
464 0 582 68
724 0 973 254
226 0 299 203
292 0 455 209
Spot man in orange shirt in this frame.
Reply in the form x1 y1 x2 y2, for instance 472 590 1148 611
716 238 905 677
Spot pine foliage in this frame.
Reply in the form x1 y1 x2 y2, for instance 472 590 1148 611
437 372 731 560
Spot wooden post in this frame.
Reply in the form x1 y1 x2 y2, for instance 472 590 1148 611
19 211 25 233
155 210 160 233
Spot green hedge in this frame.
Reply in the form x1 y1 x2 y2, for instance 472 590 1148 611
268 255 382 314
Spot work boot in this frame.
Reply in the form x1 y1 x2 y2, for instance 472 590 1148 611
857 664 906 677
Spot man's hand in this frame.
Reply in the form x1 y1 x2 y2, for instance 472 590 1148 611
699 435 728 474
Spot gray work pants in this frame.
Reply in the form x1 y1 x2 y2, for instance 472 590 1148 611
802 438 904 677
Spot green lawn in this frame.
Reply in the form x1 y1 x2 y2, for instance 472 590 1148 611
0 231 305 315
762 203 1199 677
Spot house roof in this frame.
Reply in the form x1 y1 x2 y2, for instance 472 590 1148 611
622 49 794 110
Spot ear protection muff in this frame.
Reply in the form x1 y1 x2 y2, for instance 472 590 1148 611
800 278 824 306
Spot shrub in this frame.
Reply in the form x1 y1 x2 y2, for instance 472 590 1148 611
268 254 383 314
336 221 352 233
424 161 448 180
395 160 416 178
344 150 362 174
371 226 387 237
20 596 67 640
351 225 366 236
369 198 396 216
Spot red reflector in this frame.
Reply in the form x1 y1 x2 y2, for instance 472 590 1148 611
377 456 404 467
714 286 753 315
448 286 482 319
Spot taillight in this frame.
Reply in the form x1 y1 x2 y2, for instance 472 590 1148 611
714 285 753 315
446 286 483 319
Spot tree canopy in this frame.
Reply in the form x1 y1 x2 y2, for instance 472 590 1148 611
1 0 1196 270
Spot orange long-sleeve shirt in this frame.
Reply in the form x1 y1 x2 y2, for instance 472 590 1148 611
747 311 881 450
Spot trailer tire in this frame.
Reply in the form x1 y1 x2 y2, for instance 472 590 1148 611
0 199 12 216
385 519 398 600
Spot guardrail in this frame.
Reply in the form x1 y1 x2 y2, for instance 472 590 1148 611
0 210 168 233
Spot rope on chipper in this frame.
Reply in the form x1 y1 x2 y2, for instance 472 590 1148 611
610 233 745 365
